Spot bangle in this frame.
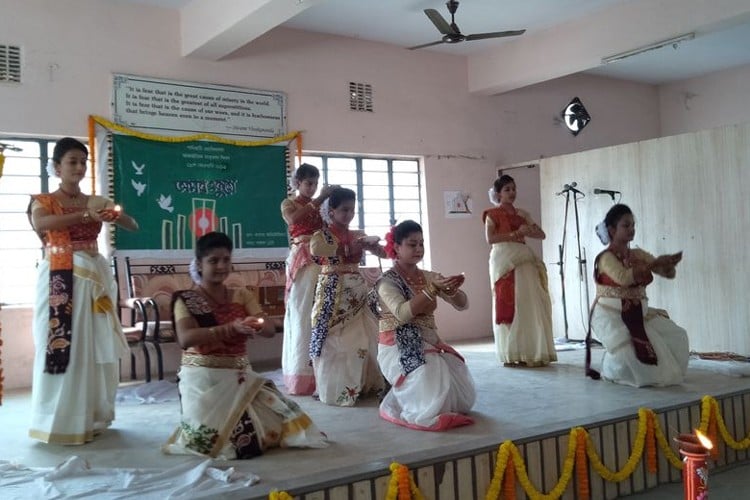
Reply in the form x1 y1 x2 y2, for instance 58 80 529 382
425 282 438 296
421 289 435 301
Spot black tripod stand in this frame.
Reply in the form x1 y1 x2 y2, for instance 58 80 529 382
554 182 589 341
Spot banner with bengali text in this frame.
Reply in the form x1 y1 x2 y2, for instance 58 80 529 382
111 134 288 251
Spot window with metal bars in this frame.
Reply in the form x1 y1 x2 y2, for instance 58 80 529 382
296 154 422 268
0 45 22 83
0 137 92 305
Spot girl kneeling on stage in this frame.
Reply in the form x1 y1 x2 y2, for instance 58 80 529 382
371 220 475 431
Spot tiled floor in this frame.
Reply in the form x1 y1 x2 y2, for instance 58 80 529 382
2 339 749 498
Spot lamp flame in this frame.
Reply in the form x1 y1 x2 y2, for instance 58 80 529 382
695 429 713 450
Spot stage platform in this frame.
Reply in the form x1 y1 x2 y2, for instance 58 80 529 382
2 339 750 499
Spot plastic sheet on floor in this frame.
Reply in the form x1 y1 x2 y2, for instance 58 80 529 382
116 380 179 405
688 357 750 377
0 455 260 499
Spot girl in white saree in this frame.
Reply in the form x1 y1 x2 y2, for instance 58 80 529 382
163 232 327 459
372 221 475 431
28 137 139 445
483 175 556 367
279 164 336 395
586 204 688 387
309 187 386 406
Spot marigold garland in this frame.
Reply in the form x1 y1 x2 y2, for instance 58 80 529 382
503 454 516 500
398 464 410 500
484 397 750 500
385 462 424 500
487 428 580 500
586 411 647 482
268 491 293 500
486 441 511 500
273 396 750 500
700 395 750 450
652 411 684 469
90 115 300 147
645 410 657 473
575 428 589 500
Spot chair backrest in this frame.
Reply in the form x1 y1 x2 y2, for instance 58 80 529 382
125 257 193 322
123 257 288 321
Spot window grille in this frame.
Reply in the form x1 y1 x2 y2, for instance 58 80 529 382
349 82 373 112
296 154 422 268
0 45 21 83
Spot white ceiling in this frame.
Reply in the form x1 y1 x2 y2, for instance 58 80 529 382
106 0 750 89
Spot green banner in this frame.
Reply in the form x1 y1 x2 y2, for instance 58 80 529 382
111 135 288 250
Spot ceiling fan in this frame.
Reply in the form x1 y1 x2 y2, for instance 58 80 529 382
409 1 526 50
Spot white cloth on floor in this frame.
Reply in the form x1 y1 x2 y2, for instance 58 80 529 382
0 456 259 499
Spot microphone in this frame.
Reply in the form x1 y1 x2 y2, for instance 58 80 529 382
593 188 620 199
0 142 22 152
556 182 584 196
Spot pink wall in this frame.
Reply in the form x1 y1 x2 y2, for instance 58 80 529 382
1 0 665 388
659 63 750 137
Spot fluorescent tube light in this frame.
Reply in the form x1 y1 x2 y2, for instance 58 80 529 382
601 33 695 64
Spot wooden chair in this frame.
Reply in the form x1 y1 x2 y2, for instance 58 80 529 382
112 256 152 382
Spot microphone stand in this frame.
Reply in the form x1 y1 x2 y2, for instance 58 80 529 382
555 190 571 341
572 191 591 336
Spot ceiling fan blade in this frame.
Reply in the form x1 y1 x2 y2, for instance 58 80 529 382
424 9 456 35
465 29 526 41
408 40 446 50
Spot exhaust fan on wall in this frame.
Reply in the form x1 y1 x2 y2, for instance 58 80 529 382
561 97 591 136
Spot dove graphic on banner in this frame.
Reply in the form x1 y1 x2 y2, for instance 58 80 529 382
131 179 146 197
157 194 174 213
131 161 145 175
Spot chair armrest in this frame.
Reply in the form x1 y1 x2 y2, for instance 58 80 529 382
120 298 150 342
122 296 152 310
121 297 157 328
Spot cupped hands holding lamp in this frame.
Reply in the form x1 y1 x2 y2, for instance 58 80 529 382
371 220 475 431
164 232 327 459
27 137 139 445
587 203 688 387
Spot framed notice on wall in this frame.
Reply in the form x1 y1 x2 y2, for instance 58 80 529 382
112 74 286 138
111 135 288 252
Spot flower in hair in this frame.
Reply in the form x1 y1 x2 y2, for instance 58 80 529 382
488 187 500 205
595 221 610 245
188 257 202 285
319 198 333 225
46 159 58 179
384 226 397 259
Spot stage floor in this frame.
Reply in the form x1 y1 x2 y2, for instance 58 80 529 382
2 339 750 498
